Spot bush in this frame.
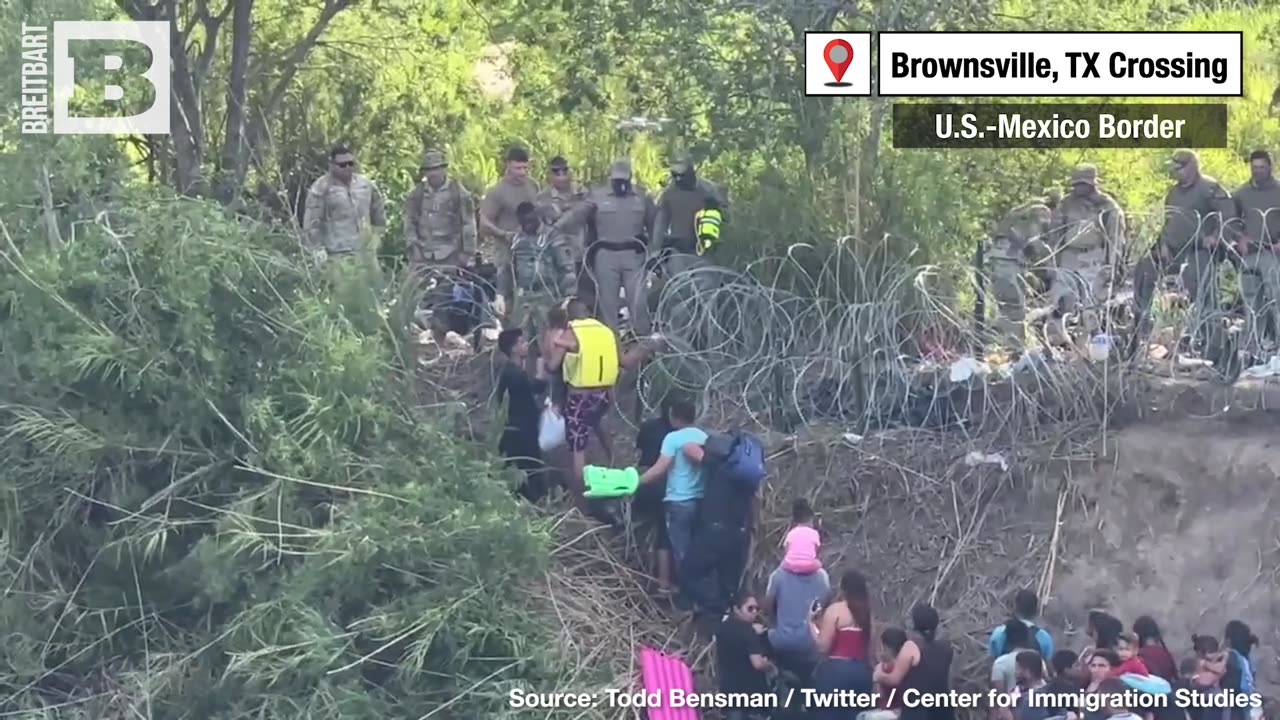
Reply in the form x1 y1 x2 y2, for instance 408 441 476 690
0 187 560 717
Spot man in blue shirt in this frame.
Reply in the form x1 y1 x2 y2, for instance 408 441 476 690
989 589 1055 659
638 398 707 595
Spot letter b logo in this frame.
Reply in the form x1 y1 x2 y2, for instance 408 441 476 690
53 21 170 134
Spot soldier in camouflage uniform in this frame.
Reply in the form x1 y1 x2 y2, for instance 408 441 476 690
536 156 594 306
510 201 576 344
989 191 1058 352
1045 164 1126 345
303 145 387 264
403 149 478 343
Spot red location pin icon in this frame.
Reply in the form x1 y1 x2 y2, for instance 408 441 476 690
823 39 853 85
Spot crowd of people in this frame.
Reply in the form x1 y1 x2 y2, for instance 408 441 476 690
296 143 1272 719
716 568 1265 720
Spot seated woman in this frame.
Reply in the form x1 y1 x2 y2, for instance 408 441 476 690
876 605 955 720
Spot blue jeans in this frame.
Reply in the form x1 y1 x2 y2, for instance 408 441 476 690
664 500 699 573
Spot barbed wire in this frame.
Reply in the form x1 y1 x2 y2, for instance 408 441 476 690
637 206 1280 440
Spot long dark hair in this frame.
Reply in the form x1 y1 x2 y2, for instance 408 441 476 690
1133 615 1171 657
1224 620 1257 659
840 570 872 652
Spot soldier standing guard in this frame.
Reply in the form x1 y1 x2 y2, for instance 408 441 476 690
1046 164 1126 346
536 156 593 306
988 191 1058 353
302 144 387 268
403 149 477 345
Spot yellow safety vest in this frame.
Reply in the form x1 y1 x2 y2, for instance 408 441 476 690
694 207 722 256
563 318 620 388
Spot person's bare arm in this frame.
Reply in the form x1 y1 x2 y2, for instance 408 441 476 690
478 189 510 240
876 641 921 687
681 442 704 462
639 455 673 485
369 182 387 229
812 605 840 654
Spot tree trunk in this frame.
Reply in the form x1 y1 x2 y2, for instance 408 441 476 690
215 0 253 205
165 0 204 195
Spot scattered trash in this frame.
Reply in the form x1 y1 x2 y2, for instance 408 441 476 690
444 331 471 350
1013 350 1048 373
1087 334 1113 362
964 450 1008 471
841 433 864 446
1176 355 1212 369
1242 355 1280 378
949 357 992 383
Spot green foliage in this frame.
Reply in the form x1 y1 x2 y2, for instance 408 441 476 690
0 190 557 717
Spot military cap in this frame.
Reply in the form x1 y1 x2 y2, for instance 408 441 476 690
548 155 570 170
1069 164 1098 186
421 149 447 169
609 159 633 180
669 153 694 174
1171 149 1198 166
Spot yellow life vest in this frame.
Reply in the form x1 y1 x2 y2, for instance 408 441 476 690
694 207 722 256
563 318 619 388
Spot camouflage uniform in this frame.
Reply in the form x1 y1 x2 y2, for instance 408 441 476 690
536 181 590 261
510 223 577 339
989 195 1055 350
303 172 387 257
1046 164 1125 343
403 150 477 320
1133 150 1238 342
536 174 594 305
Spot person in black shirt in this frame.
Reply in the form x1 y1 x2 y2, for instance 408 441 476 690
496 329 548 503
680 432 757 621
634 399 675 596
716 593 774 719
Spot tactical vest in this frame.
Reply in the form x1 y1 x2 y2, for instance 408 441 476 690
694 207 722 256
563 318 619 389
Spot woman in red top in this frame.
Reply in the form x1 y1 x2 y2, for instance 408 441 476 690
1133 616 1178 681
810 570 874 720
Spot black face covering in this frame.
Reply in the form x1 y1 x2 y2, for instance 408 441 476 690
611 178 631 196
673 171 696 190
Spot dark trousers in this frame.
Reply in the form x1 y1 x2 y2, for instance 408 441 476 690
501 432 547 504
680 522 748 615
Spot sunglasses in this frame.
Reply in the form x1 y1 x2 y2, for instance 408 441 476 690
423 164 446 172
335 160 355 168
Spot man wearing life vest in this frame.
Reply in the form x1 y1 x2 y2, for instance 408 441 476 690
549 297 664 511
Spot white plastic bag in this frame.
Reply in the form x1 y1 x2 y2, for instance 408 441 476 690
538 400 566 452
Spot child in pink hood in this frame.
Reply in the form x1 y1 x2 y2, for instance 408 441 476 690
781 499 822 575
